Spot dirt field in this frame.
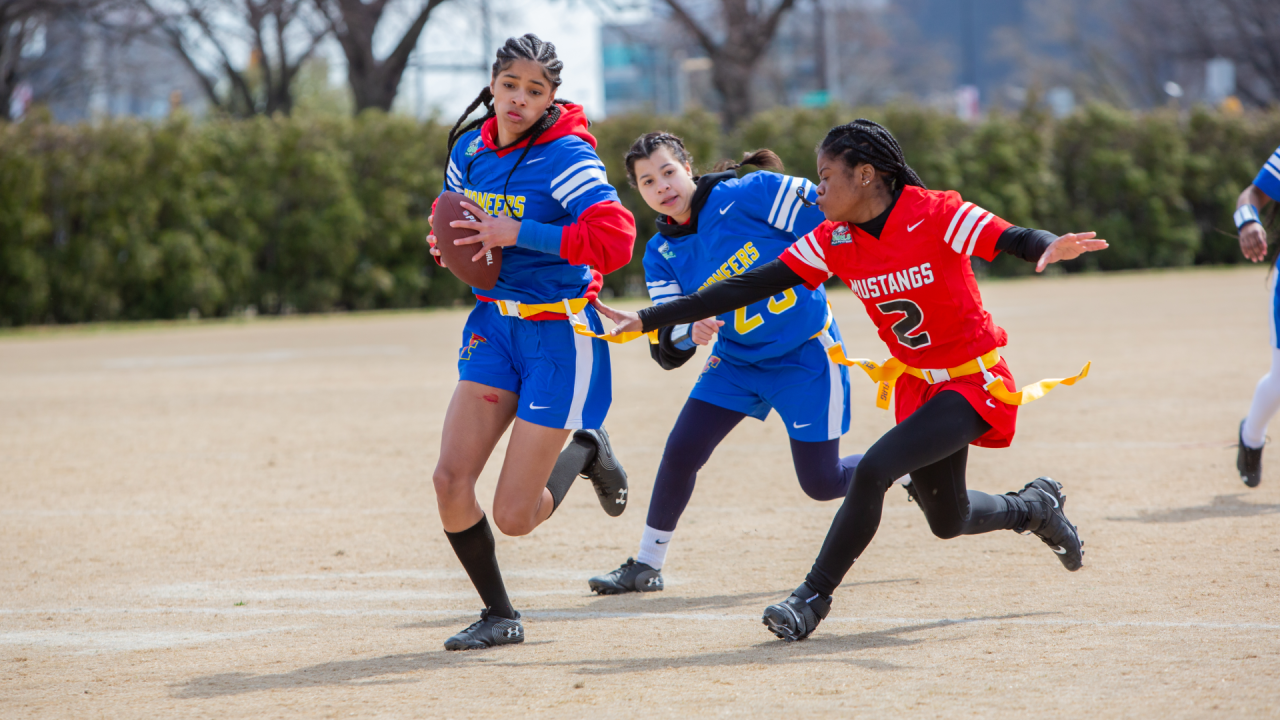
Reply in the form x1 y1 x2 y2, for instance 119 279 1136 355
2 266 1279 719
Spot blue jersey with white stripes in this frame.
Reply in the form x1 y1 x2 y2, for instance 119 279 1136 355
1254 145 1280 203
643 171 832 365
445 128 619 304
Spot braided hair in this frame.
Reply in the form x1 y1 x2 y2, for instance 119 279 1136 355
624 132 784 187
447 34 572 210
817 119 926 192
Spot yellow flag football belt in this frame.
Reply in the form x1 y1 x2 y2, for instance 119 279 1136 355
823 344 1091 410
485 297 658 345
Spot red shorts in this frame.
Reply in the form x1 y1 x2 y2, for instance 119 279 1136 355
893 357 1018 449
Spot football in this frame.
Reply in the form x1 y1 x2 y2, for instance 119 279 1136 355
433 191 502 291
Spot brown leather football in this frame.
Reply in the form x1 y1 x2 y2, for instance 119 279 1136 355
433 191 501 291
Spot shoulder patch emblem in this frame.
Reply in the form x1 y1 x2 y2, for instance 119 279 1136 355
659 241 676 260
830 225 853 246
465 137 481 156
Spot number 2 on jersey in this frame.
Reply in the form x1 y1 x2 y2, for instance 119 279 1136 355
876 298 931 348
734 289 797 334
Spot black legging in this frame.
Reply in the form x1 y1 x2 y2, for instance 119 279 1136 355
804 390 1024 597
646 398 862 532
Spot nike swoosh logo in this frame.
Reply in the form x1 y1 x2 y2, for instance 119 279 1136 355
793 422 811 429
986 399 996 408
655 539 668 544
908 220 924 232
719 202 735 215
526 157 547 165
528 403 550 410
1051 545 1067 555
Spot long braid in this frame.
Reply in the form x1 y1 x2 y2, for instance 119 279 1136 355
818 118 926 191
447 87 495 155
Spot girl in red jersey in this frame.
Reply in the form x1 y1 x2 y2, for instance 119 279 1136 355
593 119 1107 642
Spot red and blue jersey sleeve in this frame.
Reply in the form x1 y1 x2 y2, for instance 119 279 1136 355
1254 146 1280 203
781 222 837 289
936 190 1012 262
514 138 635 274
737 171 826 237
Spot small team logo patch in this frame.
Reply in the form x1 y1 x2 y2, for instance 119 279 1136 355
830 225 853 246
698 356 721 381
659 241 676 259
465 137 481 156
460 332 486 360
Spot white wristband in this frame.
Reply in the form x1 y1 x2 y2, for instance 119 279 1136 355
1235 204 1261 230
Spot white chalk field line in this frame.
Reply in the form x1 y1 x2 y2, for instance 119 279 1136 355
3 607 1278 631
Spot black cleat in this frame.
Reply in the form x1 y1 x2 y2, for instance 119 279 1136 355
1238 420 1263 488
762 583 830 642
443 609 524 651
574 427 628 517
1011 477 1084 572
588 557 663 595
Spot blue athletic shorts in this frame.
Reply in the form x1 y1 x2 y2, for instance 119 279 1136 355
457 300 611 430
690 324 851 443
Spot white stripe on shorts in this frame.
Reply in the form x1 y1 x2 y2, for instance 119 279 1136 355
823 325 844 440
566 311 594 429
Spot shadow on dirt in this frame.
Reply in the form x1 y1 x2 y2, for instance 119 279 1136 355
169 642 554 699
397 578 918 630
1108 494 1280 523
488 612 1049 676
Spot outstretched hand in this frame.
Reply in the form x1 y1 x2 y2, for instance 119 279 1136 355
1240 223 1268 263
1036 232 1109 273
450 201 521 263
591 298 644 337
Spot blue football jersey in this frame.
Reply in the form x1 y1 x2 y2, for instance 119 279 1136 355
1254 145 1280 203
444 127 620 304
643 171 832 364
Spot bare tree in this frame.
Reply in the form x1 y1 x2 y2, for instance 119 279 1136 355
1117 0 1279 106
0 0 100 120
313 0 451 114
661 0 799 128
135 0 330 116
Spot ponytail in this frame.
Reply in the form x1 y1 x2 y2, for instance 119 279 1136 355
712 148 785 174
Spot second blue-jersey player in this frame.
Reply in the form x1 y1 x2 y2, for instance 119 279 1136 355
589 133 864 594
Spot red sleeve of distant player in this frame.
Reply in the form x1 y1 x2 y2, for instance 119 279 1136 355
780 222 836 289
558 200 636 275
937 190 1012 262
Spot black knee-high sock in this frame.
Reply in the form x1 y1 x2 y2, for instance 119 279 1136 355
961 491 1026 533
445 515 515 619
545 435 595 513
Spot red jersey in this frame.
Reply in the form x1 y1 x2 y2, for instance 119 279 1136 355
781 186 1012 370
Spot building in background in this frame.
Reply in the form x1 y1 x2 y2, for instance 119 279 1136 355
25 15 208 122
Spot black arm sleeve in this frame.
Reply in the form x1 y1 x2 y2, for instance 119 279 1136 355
649 324 697 370
637 259 808 332
996 226 1056 263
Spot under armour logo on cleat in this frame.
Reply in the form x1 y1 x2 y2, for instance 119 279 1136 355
616 488 627 504
503 625 523 638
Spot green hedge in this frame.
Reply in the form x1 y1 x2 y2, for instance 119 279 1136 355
1 105 1278 326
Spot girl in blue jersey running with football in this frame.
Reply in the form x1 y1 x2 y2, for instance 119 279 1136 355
425 34 637 651
588 132 863 594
